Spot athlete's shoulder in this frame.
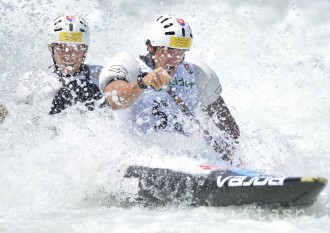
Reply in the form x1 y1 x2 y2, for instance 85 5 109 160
84 64 103 86
99 51 141 93
86 64 103 76
187 60 222 106
189 60 221 90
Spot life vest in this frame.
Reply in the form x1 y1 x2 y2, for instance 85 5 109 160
115 57 198 134
49 64 104 114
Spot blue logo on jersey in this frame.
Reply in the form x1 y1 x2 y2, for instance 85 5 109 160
169 77 195 89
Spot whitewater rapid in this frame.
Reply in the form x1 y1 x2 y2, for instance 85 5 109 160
0 0 329 232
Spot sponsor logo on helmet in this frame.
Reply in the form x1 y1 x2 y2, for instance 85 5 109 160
59 32 82 43
66 16 75 22
169 36 191 49
217 176 285 187
175 18 185 26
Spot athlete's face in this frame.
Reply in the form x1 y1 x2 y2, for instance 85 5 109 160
154 47 186 76
51 43 87 76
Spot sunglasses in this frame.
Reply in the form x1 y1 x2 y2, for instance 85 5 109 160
53 44 87 53
162 47 186 60
164 47 187 53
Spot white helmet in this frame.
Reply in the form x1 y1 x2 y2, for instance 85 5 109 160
146 15 193 50
48 15 90 46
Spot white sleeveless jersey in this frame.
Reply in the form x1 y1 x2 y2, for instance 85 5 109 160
115 61 198 134
100 51 223 134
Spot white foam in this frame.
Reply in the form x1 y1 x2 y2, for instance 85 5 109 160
0 0 329 232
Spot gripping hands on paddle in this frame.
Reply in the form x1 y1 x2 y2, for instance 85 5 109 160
143 67 171 91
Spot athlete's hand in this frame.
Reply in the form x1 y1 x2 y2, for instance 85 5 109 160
143 67 171 91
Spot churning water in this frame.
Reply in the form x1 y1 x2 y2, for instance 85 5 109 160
0 0 329 232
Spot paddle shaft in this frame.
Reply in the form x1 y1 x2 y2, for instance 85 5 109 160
165 87 232 161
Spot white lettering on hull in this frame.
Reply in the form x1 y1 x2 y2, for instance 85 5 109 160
217 176 285 188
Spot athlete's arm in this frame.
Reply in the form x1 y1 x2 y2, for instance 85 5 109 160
104 68 170 110
194 61 239 139
104 79 144 110
100 52 171 110
205 96 240 139
0 103 8 123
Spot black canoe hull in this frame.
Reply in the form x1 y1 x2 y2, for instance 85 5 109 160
124 165 327 206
